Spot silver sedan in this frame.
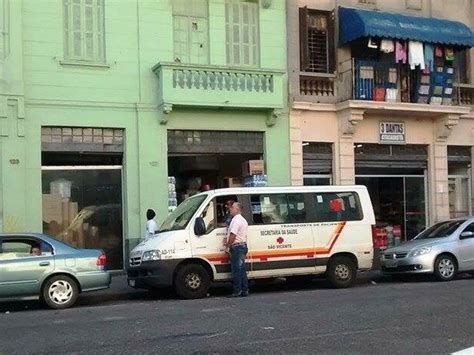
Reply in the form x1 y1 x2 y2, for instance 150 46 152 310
0 233 111 309
381 218 474 281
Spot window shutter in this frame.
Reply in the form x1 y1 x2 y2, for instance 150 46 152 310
327 10 336 73
299 7 309 71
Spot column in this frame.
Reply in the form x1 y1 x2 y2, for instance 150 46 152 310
429 143 450 223
335 108 364 185
289 109 303 185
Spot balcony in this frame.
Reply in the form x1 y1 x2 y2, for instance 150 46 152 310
153 62 285 115
295 59 474 115
453 83 474 106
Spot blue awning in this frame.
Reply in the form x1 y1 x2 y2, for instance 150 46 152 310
339 7 474 47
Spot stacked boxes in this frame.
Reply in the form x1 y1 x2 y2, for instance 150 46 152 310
168 176 178 212
242 160 267 187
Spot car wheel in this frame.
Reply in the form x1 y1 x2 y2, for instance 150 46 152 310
174 264 210 299
42 275 79 309
327 256 356 288
434 254 457 281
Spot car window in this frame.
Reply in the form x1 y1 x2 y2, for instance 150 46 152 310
462 223 474 233
251 194 290 224
313 192 363 223
200 200 216 234
415 220 466 240
288 194 306 223
0 239 54 260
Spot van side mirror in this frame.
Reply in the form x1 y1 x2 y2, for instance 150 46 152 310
194 217 206 236
460 231 474 240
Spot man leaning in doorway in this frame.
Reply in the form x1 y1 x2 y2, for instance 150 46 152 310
224 202 249 297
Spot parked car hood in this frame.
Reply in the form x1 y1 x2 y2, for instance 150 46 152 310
385 238 445 253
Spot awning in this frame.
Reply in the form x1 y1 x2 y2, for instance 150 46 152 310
339 7 474 48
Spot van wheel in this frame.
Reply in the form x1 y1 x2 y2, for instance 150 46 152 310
42 275 79 309
327 256 356 288
174 264 210 299
434 254 457 281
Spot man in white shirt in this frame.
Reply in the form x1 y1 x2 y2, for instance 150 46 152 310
224 202 249 297
145 209 158 240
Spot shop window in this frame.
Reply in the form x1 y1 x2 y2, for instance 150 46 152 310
172 0 209 64
225 0 259 67
303 142 333 184
313 192 363 222
63 0 105 63
299 8 335 73
42 167 123 270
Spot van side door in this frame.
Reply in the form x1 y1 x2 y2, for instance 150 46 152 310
247 193 315 278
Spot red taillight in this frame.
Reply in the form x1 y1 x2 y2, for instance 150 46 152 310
371 225 377 248
96 253 107 267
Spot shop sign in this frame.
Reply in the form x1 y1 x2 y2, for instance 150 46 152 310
379 122 405 144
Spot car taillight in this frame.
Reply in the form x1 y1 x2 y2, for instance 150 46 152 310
371 225 377 248
96 253 107 268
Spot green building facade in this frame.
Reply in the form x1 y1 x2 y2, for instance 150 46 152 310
0 0 290 269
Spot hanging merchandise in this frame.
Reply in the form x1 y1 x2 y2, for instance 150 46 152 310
424 44 434 72
435 46 443 57
380 39 394 53
395 41 407 64
445 48 455 62
408 41 425 70
368 37 378 49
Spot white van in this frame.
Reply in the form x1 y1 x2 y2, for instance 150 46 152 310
127 186 375 299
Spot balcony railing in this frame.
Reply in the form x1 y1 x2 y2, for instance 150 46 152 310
297 59 474 108
453 83 474 106
153 62 285 112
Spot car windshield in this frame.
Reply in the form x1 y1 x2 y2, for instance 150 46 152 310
159 194 208 232
414 220 466 240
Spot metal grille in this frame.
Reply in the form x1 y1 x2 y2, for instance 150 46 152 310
303 143 332 174
41 127 124 152
448 146 471 162
307 16 328 73
355 144 428 169
168 130 264 154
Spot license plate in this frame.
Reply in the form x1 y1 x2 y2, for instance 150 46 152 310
128 279 135 287
385 260 398 268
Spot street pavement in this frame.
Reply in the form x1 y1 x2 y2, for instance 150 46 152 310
0 272 473 354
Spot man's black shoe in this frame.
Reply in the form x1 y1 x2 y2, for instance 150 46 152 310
227 293 241 298
240 291 249 297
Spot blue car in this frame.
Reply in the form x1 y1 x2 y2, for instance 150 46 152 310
0 233 111 309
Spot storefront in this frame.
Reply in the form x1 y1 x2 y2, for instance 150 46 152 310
167 130 265 205
354 144 428 243
41 127 124 270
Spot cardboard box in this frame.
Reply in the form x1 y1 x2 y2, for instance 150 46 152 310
42 194 63 223
223 177 243 187
242 160 265 177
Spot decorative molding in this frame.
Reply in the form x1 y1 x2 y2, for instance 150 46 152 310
267 109 283 127
436 113 460 142
337 108 365 137
59 60 110 69
0 95 25 137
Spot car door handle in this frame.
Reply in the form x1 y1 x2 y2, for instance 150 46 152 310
39 261 50 267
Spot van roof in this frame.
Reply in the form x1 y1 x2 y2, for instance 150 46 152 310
196 185 368 197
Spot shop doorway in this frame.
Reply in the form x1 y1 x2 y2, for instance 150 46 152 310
356 175 427 243
168 130 265 204
355 144 428 245
41 127 125 270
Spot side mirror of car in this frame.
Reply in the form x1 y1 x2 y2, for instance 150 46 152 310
460 231 474 240
194 217 206 236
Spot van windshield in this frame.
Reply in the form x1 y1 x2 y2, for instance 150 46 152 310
159 195 208 232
